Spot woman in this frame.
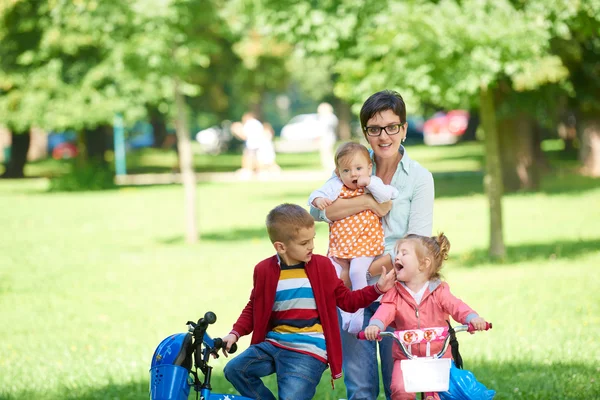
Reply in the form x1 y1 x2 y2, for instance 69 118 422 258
309 90 434 400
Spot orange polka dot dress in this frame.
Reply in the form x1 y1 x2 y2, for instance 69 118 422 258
328 185 385 259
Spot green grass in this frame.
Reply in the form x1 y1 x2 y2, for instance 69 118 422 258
1 142 599 399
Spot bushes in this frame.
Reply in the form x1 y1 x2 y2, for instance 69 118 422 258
48 160 115 191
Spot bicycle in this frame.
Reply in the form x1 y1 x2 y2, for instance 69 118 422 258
150 311 253 400
358 322 492 400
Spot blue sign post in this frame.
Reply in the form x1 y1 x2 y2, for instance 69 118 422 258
113 113 127 176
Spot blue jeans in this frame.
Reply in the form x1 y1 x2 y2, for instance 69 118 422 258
340 301 394 400
223 341 327 400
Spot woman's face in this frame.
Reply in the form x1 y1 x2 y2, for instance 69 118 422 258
365 109 406 160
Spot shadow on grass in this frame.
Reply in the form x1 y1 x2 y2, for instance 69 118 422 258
433 170 484 198
433 168 600 199
160 226 266 244
2 360 597 400
454 237 600 267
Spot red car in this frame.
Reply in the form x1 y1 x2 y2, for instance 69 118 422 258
423 110 469 145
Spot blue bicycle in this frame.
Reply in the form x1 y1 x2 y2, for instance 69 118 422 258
150 311 253 400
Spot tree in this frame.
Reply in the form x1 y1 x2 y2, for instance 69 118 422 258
246 0 586 259
549 0 600 176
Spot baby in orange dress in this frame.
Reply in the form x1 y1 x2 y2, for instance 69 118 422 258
309 142 399 333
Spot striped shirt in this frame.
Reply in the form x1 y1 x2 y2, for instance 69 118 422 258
265 263 327 363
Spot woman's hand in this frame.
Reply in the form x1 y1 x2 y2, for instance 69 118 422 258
368 197 393 217
364 325 381 341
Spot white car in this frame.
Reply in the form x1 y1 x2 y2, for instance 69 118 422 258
275 113 329 153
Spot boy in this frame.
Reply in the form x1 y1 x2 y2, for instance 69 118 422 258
220 203 396 400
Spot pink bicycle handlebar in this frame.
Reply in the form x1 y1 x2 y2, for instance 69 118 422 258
357 322 492 341
467 322 492 332
357 322 492 359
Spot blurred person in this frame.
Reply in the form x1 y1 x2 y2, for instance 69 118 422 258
308 141 399 334
317 102 338 171
256 122 281 178
218 203 397 400
231 112 264 179
309 90 434 400
363 233 489 400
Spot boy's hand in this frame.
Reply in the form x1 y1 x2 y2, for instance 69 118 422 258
375 266 396 292
221 334 238 357
469 317 488 331
357 175 371 188
312 197 332 210
364 325 381 341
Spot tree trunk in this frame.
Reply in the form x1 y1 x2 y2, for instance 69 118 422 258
480 86 505 260
174 79 198 244
580 118 600 177
497 117 519 192
1 129 30 179
498 114 540 192
149 107 168 148
85 125 110 164
335 99 352 141
461 110 479 141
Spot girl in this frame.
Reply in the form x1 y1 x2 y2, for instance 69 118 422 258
364 233 489 400
309 141 398 334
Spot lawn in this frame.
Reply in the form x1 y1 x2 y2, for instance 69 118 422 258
0 141 599 399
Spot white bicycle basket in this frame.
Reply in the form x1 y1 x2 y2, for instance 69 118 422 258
400 357 451 393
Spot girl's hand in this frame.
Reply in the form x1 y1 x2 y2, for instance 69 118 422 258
364 325 381 341
221 334 238 357
313 197 332 210
469 317 488 331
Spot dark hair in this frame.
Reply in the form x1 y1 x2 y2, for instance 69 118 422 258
359 90 407 132
266 203 314 243
334 142 371 170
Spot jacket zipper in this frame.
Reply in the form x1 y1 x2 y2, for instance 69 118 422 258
414 306 421 355
415 306 420 328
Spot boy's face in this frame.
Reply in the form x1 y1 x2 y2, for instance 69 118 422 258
276 226 315 266
336 153 372 190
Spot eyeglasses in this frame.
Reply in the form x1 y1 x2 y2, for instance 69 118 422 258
363 122 406 137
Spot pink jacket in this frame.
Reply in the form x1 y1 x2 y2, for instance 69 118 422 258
370 280 478 360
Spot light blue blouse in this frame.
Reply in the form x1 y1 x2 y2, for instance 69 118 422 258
309 146 434 259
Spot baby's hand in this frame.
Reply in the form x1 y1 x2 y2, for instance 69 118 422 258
469 317 488 331
312 197 332 210
357 175 371 188
364 325 381 341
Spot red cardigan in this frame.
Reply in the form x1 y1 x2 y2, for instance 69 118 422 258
230 254 383 380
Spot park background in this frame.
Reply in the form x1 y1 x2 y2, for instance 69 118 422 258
1 0 599 399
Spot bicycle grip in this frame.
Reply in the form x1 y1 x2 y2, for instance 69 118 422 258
467 322 492 332
356 331 380 340
229 343 238 354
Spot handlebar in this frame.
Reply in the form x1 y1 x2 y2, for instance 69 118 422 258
187 312 238 355
183 311 240 394
357 322 492 360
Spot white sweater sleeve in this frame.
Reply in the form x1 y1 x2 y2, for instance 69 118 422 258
308 173 343 206
365 175 400 203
